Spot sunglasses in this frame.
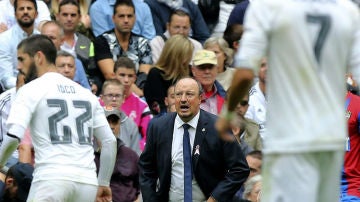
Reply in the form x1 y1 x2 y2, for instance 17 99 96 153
239 100 249 106
196 64 216 70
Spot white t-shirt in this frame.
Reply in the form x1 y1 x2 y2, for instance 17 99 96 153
235 0 360 153
211 1 235 37
7 72 109 185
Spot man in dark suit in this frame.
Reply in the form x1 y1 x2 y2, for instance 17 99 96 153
139 77 249 202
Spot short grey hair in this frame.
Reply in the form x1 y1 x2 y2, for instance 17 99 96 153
41 20 64 38
243 174 262 200
56 50 75 59
204 36 234 66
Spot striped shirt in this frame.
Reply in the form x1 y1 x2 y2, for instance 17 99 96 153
0 88 15 145
0 87 18 159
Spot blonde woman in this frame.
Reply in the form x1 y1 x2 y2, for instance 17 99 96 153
144 34 194 115
204 36 235 91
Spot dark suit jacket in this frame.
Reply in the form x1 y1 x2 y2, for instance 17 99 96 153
139 110 250 202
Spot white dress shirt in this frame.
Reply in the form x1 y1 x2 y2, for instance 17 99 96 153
0 24 39 89
169 111 206 202
60 33 78 57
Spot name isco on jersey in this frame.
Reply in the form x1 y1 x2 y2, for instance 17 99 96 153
57 84 76 94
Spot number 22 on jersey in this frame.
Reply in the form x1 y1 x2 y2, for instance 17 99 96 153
47 99 92 145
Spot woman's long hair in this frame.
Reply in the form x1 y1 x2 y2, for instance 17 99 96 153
156 35 194 81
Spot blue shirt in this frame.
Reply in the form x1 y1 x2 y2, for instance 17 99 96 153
74 58 91 90
89 0 156 39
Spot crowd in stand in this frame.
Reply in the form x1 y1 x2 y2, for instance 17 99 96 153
0 0 359 201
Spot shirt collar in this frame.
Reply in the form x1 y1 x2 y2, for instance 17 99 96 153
14 24 39 38
202 84 218 102
61 33 78 53
164 30 171 39
175 110 200 130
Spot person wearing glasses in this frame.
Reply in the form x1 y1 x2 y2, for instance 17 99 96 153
99 79 141 155
191 50 227 116
144 35 194 115
139 77 249 202
234 93 262 151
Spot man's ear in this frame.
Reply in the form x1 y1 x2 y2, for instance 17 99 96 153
35 51 45 66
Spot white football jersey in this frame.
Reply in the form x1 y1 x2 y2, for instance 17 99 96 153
0 88 19 159
245 82 267 139
235 0 360 153
7 72 108 185
0 88 15 145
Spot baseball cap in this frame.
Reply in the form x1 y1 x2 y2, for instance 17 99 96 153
192 50 217 66
10 163 34 201
103 106 121 119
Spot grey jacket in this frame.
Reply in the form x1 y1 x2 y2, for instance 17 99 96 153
119 111 141 155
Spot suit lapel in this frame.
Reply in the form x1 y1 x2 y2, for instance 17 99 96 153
192 110 207 172
158 113 176 190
